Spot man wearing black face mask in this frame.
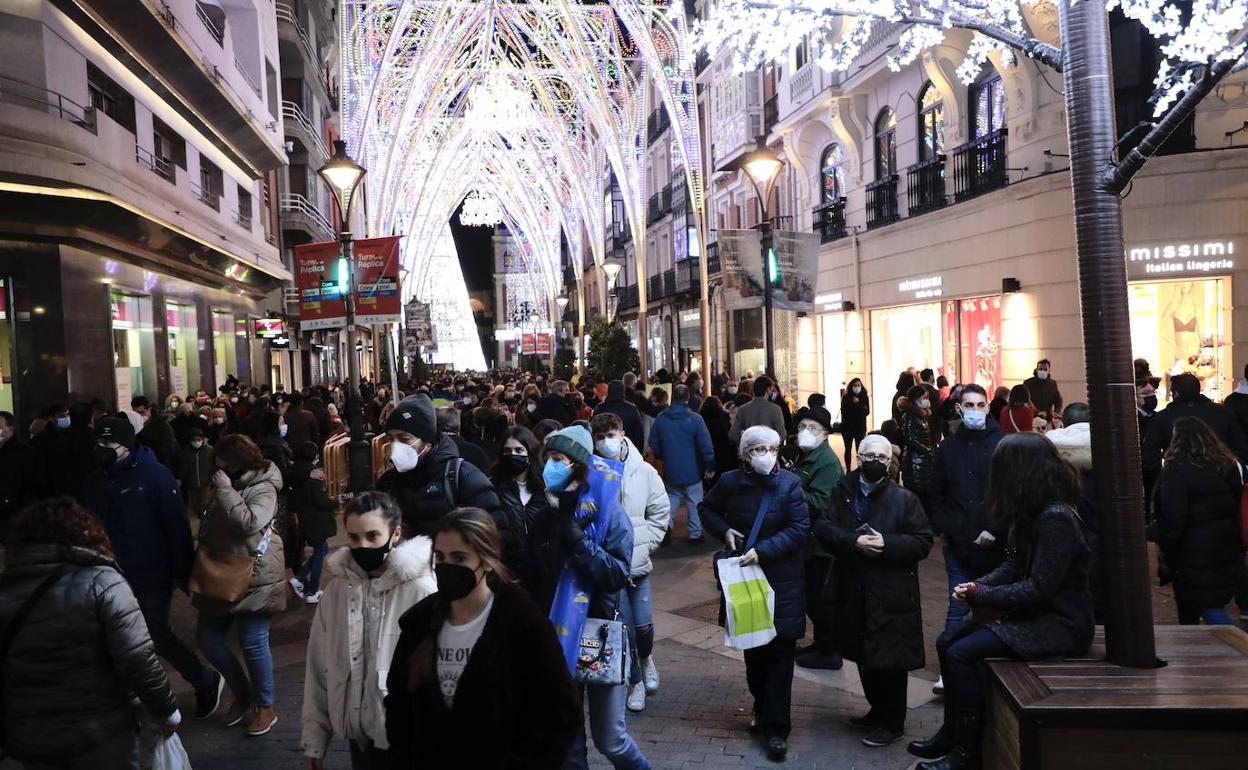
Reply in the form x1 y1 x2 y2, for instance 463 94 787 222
813 434 933 749
82 417 223 718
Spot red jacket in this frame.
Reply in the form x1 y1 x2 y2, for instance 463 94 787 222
1001 404 1036 433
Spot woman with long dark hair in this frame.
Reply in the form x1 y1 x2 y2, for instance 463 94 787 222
891 372 917 424
1000 384 1037 434
898 384 936 512
911 432 1093 770
699 396 738 486
490 426 547 580
840 378 870 470
1154 416 1243 625
384 508 579 768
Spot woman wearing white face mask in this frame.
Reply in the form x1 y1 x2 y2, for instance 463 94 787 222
377 394 503 541
699 425 810 762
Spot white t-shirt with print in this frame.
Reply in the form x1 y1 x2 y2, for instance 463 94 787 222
436 594 494 707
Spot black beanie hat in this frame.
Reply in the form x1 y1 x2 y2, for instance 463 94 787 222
385 394 438 443
94 416 136 450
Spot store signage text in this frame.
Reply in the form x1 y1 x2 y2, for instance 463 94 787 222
898 276 943 299
1126 240 1235 280
815 292 849 311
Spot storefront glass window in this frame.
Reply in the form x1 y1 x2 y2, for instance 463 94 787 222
166 301 199 399
820 313 847 400
869 302 948 426
235 318 253 384
732 307 766 380
647 315 666 375
211 309 236 389
0 279 12 415
111 291 157 408
1129 278 1231 402
874 108 897 179
957 296 1003 393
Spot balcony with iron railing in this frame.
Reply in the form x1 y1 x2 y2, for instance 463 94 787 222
280 193 333 238
647 186 673 226
234 56 261 97
195 1 224 46
1 75 96 134
953 128 1008 202
648 273 663 300
674 259 702 295
135 144 176 183
614 283 639 312
906 156 947 216
234 206 253 230
276 2 319 66
866 176 900 229
191 180 221 211
281 100 328 159
812 200 847 244
647 108 670 145
706 241 720 274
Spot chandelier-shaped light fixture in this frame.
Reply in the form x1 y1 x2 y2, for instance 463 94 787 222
465 68 533 131
460 188 505 227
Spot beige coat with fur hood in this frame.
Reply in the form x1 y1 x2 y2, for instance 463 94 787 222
301 536 437 758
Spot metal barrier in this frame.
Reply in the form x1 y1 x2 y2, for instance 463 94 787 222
322 434 350 499
371 434 391 485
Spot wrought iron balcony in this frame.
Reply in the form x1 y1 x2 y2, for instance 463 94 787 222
191 180 220 212
648 273 663 300
674 258 701 294
135 144 175 183
614 283 639 312
763 94 778 134
647 109 670 145
1 75 96 133
706 241 720 274
906 156 947 216
866 175 900 229
812 200 847 243
952 128 1008 202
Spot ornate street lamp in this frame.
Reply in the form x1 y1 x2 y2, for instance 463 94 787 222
317 140 371 492
741 135 783 377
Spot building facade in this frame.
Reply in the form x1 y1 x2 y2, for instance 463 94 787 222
0 0 293 430
694 7 1248 423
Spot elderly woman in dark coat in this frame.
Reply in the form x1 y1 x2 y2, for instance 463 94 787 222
910 432 1093 770
815 433 933 749
700 425 809 762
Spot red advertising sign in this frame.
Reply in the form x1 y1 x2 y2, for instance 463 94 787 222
521 333 536 355
536 332 552 356
353 236 402 325
294 241 347 330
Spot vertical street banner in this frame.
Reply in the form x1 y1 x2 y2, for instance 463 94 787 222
294 241 347 330
353 236 402 325
536 332 552 356
403 298 434 354
521 332 536 355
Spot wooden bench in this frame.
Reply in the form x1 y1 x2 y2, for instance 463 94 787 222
985 625 1248 769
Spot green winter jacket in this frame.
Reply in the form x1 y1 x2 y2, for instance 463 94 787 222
795 440 844 559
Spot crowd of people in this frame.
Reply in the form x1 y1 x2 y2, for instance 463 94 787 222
0 352 1243 769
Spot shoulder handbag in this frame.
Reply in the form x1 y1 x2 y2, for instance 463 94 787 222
573 616 629 687
190 505 270 603
0 564 70 756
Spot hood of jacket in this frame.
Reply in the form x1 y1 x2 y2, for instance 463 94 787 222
233 460 284 492
1046 422 1092 471
106 444 158 479
324 534 435 591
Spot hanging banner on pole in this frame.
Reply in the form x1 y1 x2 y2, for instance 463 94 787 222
294 241 347 330
404 299 434 347
536 332 552 356
521 333 536 355
353 236 402 325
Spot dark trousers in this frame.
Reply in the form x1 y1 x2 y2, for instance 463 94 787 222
743 637 797 740
804 556 837 653
857 666 908 731
136 589 209 689
937 627 1012 714
843 431 865 470
350 740 390 770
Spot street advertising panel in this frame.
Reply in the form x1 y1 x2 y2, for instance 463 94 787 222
294 241 346 330
353 236 402 325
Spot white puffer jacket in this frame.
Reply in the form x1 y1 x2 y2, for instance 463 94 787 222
301 536 437 758
620 438 671 577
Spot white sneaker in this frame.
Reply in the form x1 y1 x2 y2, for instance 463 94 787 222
626 682 646 713
305 590 322 605
288 576 305 600
643 656 660 694
932 676 944 695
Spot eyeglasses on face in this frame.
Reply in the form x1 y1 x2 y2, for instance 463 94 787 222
747 445 780 457
858 452 891 464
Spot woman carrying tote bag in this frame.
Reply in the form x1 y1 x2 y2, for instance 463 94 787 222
192 433 287 737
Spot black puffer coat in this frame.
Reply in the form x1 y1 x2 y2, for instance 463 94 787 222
1154 462 1243 610
376 434 502 538
816 472 933 671
929 417 1007 573
700 467 810 640
493 475 550 578
0 544 177 761
970 504 1094 660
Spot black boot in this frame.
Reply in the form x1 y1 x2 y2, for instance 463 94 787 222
915 711 983 770
907 721 954 759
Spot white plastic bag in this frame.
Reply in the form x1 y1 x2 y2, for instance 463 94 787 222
151 734 193 770
716 556 777 650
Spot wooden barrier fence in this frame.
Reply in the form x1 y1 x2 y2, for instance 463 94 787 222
322 433 391 499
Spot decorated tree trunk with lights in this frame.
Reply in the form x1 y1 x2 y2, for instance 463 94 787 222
695 0 1246 666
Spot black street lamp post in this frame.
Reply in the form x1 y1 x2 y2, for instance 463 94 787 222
317 140 371 493
742 136 783 378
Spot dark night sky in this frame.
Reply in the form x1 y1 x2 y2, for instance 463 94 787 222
449 203 495 292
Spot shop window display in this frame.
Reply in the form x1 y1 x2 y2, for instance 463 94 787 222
1128 278 1231 402
112 292 157 408
869 302 949 423
957 296 1003 394
211 309 236 390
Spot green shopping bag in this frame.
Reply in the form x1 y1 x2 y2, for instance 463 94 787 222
716 556 777 650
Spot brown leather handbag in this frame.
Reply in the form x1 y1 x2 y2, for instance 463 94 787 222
189 547 256 602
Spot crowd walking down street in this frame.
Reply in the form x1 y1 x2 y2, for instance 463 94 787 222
0 359 1240 770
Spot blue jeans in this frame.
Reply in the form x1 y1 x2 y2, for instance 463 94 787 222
563 683 650 769
1177 603 1234 625
196 612 274 707
666 482 704 539
296 540 330 595
620 575 654 686
942 544 975 631
937 627 1013 714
